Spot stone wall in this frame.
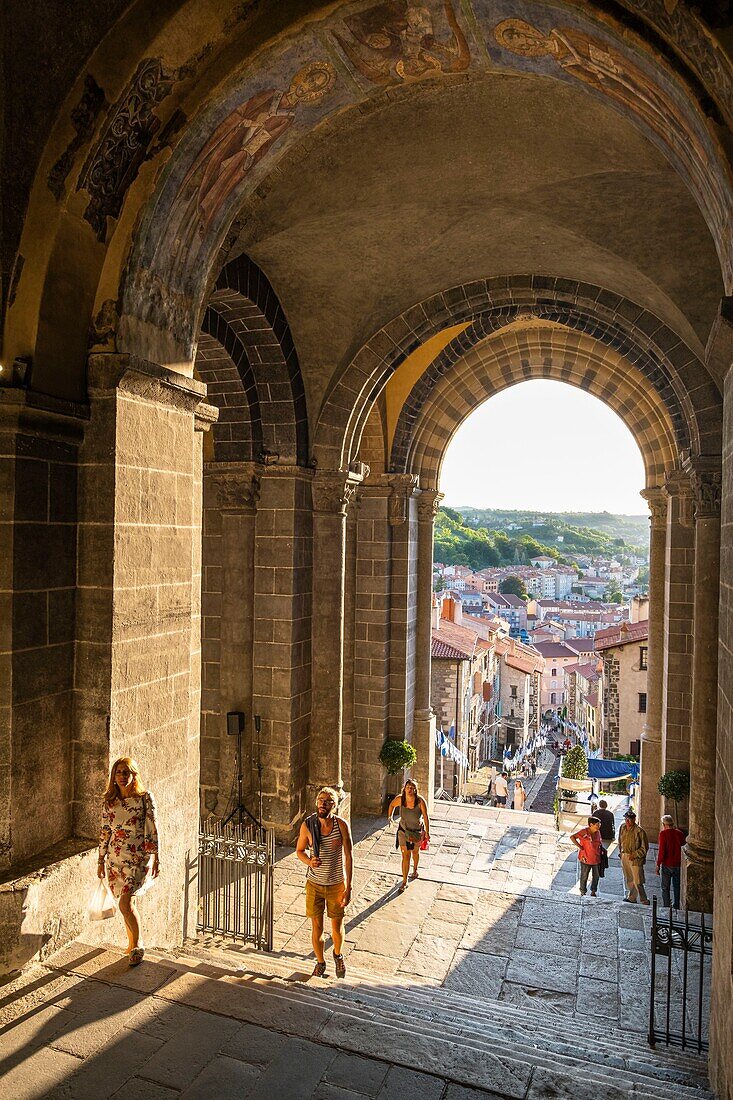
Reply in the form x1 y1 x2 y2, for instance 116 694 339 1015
0 396 82 871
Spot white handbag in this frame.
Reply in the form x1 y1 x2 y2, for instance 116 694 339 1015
88 879 116 920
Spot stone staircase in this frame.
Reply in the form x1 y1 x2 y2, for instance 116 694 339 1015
141 942 712 1100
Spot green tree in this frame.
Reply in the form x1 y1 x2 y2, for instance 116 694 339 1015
563 745 589 780
499 575 527 599
658 770 690 825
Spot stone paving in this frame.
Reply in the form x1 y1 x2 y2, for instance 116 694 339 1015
0 804 709 1099
255 803 661 1029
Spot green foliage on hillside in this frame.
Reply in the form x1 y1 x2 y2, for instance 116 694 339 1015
434 507 648 569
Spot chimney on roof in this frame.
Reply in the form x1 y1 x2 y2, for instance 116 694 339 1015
432 594 441 630
630 594 649 623
441 593 462 625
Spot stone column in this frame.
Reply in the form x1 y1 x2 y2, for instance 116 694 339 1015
638 486 667 834
252 466 314 837
683 461 722 913
351 476 393 813
341 491 360 794
412 488 443 808
76 353 217 946
661 471 695 800
200 462 260 817
310 467 365 814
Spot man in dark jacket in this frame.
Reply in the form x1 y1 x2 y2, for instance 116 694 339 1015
595 799 616 849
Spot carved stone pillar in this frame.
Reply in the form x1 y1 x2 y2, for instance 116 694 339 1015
200 462 260 817
342 489 361 794
252 466 315 838
661 471 695 804
310 468 365 815
387 475 420 742
638 486 667 834
683 461 722 913
77 353 217 946
412 488 443 807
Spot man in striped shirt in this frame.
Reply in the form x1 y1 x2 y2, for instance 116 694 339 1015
296 786 354 978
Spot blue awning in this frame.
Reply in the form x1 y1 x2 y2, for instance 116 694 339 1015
587 758 639 782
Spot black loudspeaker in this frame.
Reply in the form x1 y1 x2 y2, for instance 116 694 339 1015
227 711 245 736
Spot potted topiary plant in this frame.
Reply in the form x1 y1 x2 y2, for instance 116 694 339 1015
657 769 690 825
379 739 417 775
557 744 590 820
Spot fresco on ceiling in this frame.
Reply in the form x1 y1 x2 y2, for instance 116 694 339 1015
475 0 733 285
331 0 470 85
121 0 733 362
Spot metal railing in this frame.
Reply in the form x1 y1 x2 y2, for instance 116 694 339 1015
197 818 274 951
648 896 712 1052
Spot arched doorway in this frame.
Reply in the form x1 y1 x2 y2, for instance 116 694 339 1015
3 1 733 1091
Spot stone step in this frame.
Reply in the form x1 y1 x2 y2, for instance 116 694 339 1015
176 940 706 1073
147 947 711 1098
237 973 710 1097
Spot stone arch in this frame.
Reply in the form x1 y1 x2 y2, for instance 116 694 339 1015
397 323 678 489
9 0 730 390
195 321 261 465
193 254 308 466
314 277 721 473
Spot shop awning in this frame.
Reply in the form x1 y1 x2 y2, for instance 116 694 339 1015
587 758 640 782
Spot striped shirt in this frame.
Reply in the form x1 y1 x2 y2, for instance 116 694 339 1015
307 819 344 886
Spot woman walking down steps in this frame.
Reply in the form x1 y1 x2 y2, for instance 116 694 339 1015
387 779 430 892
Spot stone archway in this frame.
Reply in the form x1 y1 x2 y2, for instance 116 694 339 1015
313 281 721 922
6 4 733 1090
193 253 313 832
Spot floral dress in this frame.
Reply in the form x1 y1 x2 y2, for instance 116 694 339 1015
98 792 160 898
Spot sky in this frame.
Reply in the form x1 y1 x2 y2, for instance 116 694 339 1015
439 380 646 515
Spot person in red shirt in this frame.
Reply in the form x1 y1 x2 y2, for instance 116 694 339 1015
656 814 685 909
571 816 603 897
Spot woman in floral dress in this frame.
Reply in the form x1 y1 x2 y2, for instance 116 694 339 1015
98 757 160 966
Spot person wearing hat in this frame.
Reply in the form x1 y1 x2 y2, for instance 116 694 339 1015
618 808 649 903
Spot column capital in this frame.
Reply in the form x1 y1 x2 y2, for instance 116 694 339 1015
689 463 722 519
640 486 667 527
204 461 262 513
664 470 694 526
312 469 363 515
88 352 218 431
416 488 444 523
387 474 419 526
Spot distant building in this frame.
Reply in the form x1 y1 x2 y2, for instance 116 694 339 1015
595 620 649 757
532 640 582 713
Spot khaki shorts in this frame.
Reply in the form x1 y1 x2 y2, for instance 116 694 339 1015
305 880 345 920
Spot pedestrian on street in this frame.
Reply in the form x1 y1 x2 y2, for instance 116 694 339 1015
98 757 160 967
494 772 509 807
530 758 537 779
656 814 685 909
387 778 431 892
618 808 650 904
571 815 603 897
595 799 616 850
513 779 526 811
296 786 353 978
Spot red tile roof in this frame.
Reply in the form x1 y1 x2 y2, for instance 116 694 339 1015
595 620 649 650
431 619 479 660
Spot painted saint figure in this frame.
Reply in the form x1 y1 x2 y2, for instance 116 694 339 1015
176 61 336 249
334 0 469 86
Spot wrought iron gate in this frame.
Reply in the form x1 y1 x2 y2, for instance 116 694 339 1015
648 897 712 1052
197 819 274 951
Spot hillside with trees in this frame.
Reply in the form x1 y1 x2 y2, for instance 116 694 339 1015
434 507 648 570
